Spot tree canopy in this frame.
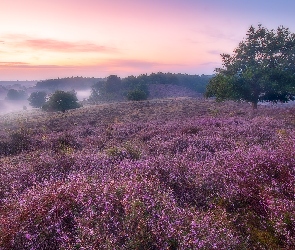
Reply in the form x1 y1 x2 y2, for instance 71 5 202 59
6 89 27 100
89 73 211 103
205 24 295 108
42 90 81 112
28 91 47 108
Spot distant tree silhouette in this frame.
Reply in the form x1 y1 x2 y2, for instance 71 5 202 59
6 89 27 100
28 91 47 108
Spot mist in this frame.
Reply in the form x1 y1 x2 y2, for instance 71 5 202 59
76 89 92 101
0 99 32 115
0 88 92 116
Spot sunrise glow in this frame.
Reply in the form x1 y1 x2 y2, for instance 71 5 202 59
1 0 295 80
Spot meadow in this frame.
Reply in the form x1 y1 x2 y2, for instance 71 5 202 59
0 97 294 249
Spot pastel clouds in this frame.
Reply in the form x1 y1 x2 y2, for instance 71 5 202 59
0 0 295 80
0 57 190 80
1 34 116 53
23 39 115 53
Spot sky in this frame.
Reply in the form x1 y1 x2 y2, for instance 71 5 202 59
0 0 295 80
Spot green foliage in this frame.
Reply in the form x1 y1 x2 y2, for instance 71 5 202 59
36 76 99 91
205 24 295 108
134 72 210 93
89 73 211 103
123 76 149 100
28 91 47 108
89 75 124 102
6 89 27 100
105 75 122 93
42 90 81 112
127 89 148 101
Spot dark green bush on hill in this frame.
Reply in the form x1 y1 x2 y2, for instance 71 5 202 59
127 89 148 101
28 91 47 108
42 90 81 112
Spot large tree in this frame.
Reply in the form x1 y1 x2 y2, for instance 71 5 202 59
205 24 295 108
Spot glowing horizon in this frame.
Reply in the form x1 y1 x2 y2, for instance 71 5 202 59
1 0 295 80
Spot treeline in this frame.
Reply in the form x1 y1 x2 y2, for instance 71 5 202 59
35 73 211 93
140 72 212 93
35 76 100 91
89 72 212 102
3 73 212 107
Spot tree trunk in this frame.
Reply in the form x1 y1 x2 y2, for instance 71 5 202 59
252 101 258 109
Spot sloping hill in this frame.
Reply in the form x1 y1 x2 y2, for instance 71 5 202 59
148 84 202 99
0 98 295 249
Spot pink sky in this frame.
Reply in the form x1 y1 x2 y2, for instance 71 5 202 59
1 0 295 80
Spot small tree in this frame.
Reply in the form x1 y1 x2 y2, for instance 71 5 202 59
6 89 27 100
105 75 122 93
42 90 81 112
89 75 125 102
205 24 295 108
28 91 47 108
127 89 148 101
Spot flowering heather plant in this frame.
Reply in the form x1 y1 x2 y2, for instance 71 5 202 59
0 98 294 249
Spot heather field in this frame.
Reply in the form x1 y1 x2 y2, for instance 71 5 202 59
0 98 295 249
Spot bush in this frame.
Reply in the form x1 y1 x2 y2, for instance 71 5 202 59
42 90 81 112
127 89 148 101
28 91 47 108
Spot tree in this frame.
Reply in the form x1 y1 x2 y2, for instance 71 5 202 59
6 89 27 100
205 24 295 108
105 75 122 93
42 90 81 112
28 91 47 108
88 75 125 102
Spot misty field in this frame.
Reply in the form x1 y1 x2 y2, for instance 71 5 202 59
0 98 294 249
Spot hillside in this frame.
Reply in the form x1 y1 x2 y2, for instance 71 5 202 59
0 98 295 249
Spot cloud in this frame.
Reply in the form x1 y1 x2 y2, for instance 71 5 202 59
0 59 162 70
0 62 30 67
1 34 117 53
23 39 115 53
0 58 191 81
194 26 241 44
104 59 161 68
207 50 222 55
0 61 68 68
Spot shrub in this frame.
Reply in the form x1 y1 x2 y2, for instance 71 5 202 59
42 90 81 112
28 91 47 108
127 89 148 101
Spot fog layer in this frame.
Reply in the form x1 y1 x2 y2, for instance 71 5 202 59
0 89 92 115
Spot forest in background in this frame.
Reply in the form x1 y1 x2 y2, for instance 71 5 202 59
0 72 212 114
